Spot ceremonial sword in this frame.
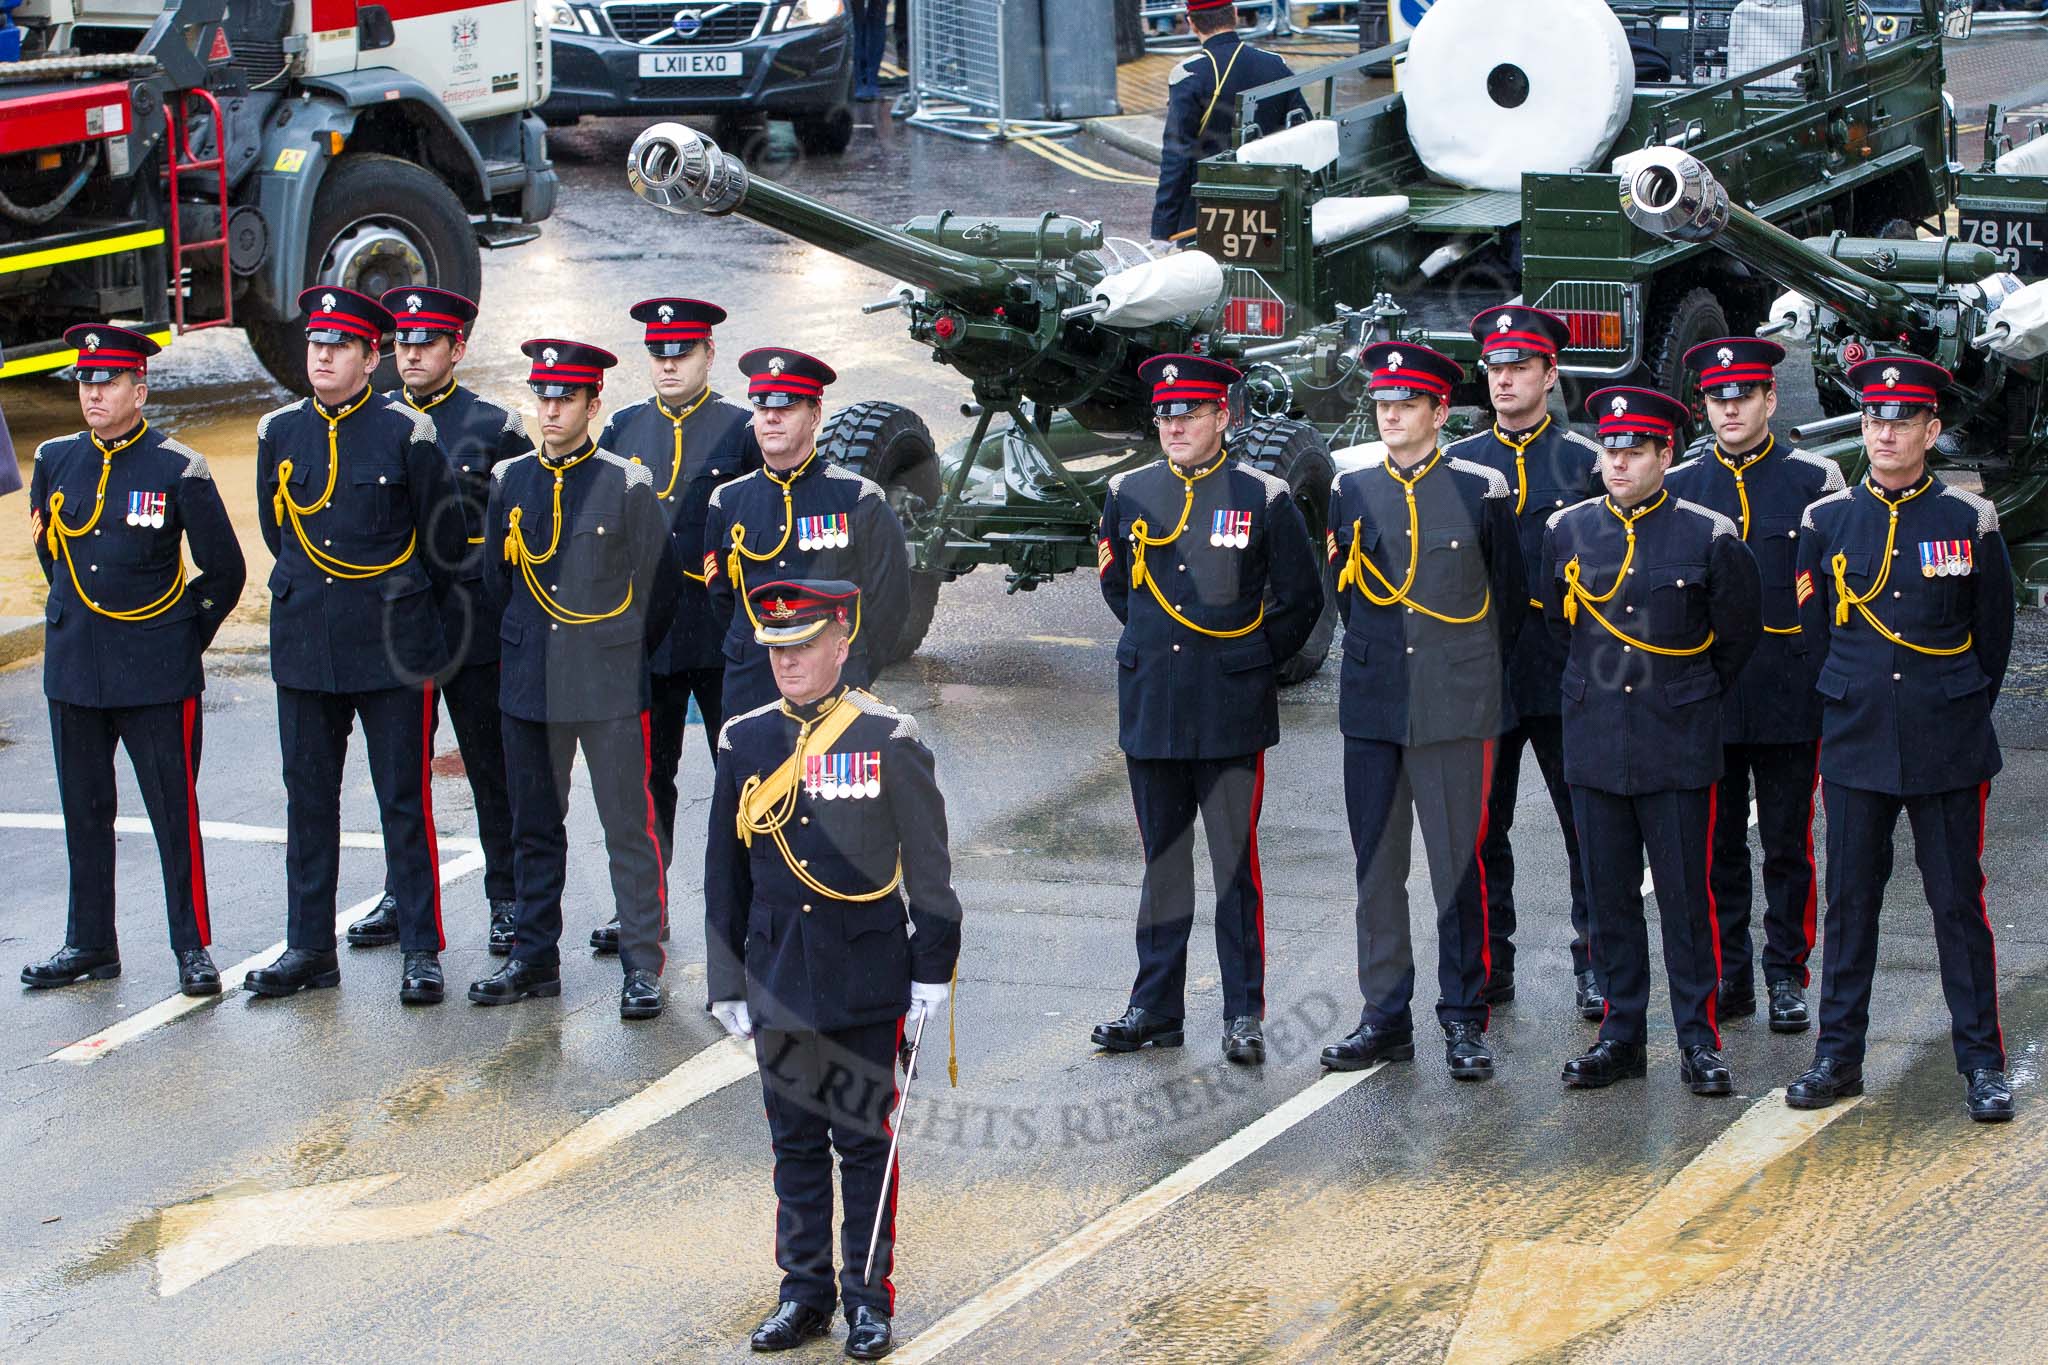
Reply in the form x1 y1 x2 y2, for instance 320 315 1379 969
863 1010 927 1285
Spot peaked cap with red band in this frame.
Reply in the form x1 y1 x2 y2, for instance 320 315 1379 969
381 286 477 344
1184 0 1234 10
299 286 393 346
1846 355 1950 420
1684 336 1784 400
631 297 726 357
521 337 618 397
1470 305 1569 365
740 346 836 408
1359 341 1461 402
1586 386 1689 449
1137 353 1241 417
63 324 160 384
749 578 859 647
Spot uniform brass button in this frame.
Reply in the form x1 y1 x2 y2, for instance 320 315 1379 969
778 560 786 567
1788 530 1797 539
1625 605 1635 613
711 469 722 476
1624 685 1633 693
1675 578 1686 587
1177 564 1185 572
325 539 332 547
1892 673 1902 681
1172 644 1181 652
1450 539 1459 548
552 623 559 631
462 465 471 473
325 576 334 584
1405 646 1415 655
1623 645 1632 652
89 564 97 572
802 904 813 913
92 529 100 537
1893 590 1902 599
799 859 809 868
800 816 809 825
378 475 388 485
597 526 605 535
1406 607 1414 615
1554 499 1564 507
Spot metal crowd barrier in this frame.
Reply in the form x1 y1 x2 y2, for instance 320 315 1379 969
905 0 1078 142
1141 1 1365 52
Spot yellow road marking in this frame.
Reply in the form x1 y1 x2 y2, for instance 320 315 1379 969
1010 134 1156 186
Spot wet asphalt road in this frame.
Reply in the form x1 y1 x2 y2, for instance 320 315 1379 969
4 93 2048 1363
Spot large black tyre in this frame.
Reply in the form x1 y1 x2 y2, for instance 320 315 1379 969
247 154 482 396
1639 285 1728 400
818 400 943 668
793 106 855 156
1238 416 1337 686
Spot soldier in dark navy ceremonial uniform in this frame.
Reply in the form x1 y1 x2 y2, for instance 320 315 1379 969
20 326 245 996
1451 305 1613 1019
704 580 962 1362
1539 387 1761 1094
589 297 760 956
1665 338 1845 1034
1785 357 2017 1122
1319 344 1525 1081
1150 0 1311 247
1091 354 1324 1065
468 338 682 1020
247 288 467 1004
702 348 908 721
329 286 534 958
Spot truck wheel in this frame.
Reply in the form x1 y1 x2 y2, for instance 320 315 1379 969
793 107 855 156
248 154 483 395
1239 416 1337 686
1641 285 1727 400
818 400 943 668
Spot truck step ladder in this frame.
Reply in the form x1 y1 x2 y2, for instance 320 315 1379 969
164 87 231 331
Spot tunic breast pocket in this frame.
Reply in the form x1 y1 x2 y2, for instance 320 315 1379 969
349 467 408 534
1750 515 1800 587
1647 560 1707 636
571 510 624 577
1421 525 1483 595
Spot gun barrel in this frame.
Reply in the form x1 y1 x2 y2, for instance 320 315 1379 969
1619 147 1925 339
628 123 1017 303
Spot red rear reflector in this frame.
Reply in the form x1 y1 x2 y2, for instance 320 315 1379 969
1557 310 1623 349
1224 298 1285 336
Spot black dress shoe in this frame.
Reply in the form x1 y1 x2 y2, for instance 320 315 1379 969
620 969 665 1020
1716 977 1757 1021
21 945 121 989
1785 1056 1863 1109
1091 1006 1183 1053
467 959 562 1005
1445 1021 1494 1080
1562 1039 1648 1088
487 900 518 957
345 894 401 947
749 1300 831 1351
1481 971 1515 1006
177 948 221 997
1767 979 1810 1033
1966 1068 2015 1123
244 948 341 998
845 1305 893 1359
1680 1044 1734 1096
1574 970 1606 1022
1320 1020 1414 1071
1223 1015 1264 1065
590 916 672 954
400 951 444 1005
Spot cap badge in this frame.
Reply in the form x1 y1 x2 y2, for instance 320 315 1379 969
1388 350 1404 370
1716 346 1734 368
768 355 786 375
1611 396 1629 416
1883 367 1901 388
657 304 675 323
1495 313 1513 332
320 292 336 312
542 346 559 367
83 333 100 352
405 295 423 313
1161 363 1179 383
767 596 794 619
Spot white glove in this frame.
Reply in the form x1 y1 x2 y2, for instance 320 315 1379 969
710 999 753 1039
906 980 950 1029
1145 237 1181 258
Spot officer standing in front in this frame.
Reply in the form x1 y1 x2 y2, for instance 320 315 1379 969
592 297 759 957
1092 354 1323 1065
1450 305 1611 1017
332 286 533 958
705 579 962 1362
21 326 245 996
702 348 907 720
1665 338 1844 1033
469 338 681 1020
1149 0 1310 250
1786 357 2016 1122
1540 387 1761 1093
1320 344 1524 1080
248 288 466 1003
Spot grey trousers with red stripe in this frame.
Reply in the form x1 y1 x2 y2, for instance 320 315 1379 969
501 711 665 975
1346 737 1492 1031
1817 781 2003 1074
50 697 211 954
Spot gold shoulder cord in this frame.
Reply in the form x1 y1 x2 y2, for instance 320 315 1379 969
1495 415 1551 517
727 450 863 642
1128 454 1266 639
502 442 634 625
45 421 188 621
735 693 903 902
1336 449 1492 625
1829 480 1971 657
1193 41 1245 140
1715 436 1801 637
1561 492 1715 658
649 388 715 580
406 381 488 546
272 389 417 578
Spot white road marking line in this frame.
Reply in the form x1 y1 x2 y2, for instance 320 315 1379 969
0 811 480 853
895 1063 1389 1363
153 1025 750 1296
1640 798 1760 896
49 848 486 1066
1446 1088 1862 1363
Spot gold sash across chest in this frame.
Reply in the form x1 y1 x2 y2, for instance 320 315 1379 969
737 694 903 905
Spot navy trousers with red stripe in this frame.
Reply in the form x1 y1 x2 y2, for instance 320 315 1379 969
1481 714 1598 977
1817 781 2003 1075
501 711 666 975
1125 754 1266 1023
1570 784 1722 1051
50 697 211 954
754 1019 903 1318
1711 741 1820 989
1345 737 1491 1031
279 684 443 953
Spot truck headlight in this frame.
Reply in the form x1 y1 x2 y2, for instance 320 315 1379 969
781 0 845 29
543 0 586 33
